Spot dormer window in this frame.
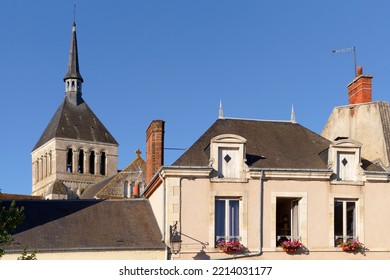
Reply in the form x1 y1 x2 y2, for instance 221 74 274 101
328 139 363 184
210 134 248 182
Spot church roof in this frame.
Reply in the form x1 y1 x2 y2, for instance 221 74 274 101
81 152 145 199
3 199 165 252
173 118 332 169
32 97 118 150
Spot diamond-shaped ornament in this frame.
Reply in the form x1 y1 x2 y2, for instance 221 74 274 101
342 158 348 166
224 154 231 163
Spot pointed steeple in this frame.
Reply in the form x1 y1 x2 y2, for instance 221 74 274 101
64 22 83 105
64 22 83 82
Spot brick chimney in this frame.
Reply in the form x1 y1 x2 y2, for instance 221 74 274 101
146 120 165 184
347 66 373 104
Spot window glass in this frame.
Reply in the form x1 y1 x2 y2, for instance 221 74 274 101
215 198 239 245
334 200 357 246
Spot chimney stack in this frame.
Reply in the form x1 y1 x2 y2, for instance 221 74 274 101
146 120 165 184
347 66 373 104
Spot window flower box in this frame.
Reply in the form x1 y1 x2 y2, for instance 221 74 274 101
340 239 364 252
280 239 303 252
216 239 244 253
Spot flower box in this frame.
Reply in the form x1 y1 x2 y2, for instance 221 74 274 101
280 239 303 253
216 239 244 253
340 239 364 252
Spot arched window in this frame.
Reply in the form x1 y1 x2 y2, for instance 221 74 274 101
78 150 84 173
89 151 95 175
71 80 75 88
67 148 73 173
100 152 106 175
124 181 130 198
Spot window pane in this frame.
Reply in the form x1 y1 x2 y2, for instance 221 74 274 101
346 201 356 237
229 200 239 239
334 200 343 237
215 200 226 242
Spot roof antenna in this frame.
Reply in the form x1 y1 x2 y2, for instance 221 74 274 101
332 46 357 77
218 100 224 119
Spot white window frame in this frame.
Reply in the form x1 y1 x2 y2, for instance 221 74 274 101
271 192 308 249
210 190 248 250
215 198 240 243
329 194 364 247
334 199 357 245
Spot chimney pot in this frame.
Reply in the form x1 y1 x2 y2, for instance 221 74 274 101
356 65 363 77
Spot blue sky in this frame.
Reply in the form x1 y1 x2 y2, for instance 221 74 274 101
1 0 390 195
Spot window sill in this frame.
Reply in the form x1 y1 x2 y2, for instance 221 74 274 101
211 178 248 183
330 180 364 186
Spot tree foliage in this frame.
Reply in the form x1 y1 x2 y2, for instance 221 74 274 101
0 200 25 258
17 246 37 260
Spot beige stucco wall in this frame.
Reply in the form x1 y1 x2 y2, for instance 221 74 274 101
152 170 390 260
322 102 389 168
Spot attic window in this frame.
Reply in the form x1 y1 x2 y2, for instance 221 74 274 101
328 139 363 184
210 134 248 182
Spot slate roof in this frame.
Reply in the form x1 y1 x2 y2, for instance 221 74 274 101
2 199 165 252
81 154 145 199
173 118 332 169
173 118 385 171
63 22 83 82
33 97 118 151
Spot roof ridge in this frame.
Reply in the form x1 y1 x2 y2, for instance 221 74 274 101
223 117 294 123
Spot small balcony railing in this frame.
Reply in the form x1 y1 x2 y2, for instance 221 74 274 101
334 235 358 247
276 235 301 247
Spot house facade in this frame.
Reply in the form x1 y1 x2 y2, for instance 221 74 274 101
144 116 390 260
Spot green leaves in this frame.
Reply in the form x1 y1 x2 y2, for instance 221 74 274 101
0 201 25 258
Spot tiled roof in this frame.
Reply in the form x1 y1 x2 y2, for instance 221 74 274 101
173 118 331 169
32 97 118 151
3 199 165 252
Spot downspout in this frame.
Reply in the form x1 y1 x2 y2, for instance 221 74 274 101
158 171 170 260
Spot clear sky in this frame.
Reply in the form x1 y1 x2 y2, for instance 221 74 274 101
1 0 390 195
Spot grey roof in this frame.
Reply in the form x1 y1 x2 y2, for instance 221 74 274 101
63 22 83 82
173 118 332 169
80 175 115 199
81 154 146 199
33 97 118 150
3 199 165 252
173 118 384 171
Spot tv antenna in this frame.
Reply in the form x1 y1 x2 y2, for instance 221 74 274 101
332 46 357 76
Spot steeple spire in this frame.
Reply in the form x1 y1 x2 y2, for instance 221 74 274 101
64 21 83 105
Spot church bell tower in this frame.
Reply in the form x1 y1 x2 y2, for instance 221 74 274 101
31 21 118 199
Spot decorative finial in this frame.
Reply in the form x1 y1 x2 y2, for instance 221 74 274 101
136 149 142 158
218 100 224 119
291 105 296 123
73 4 76 24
